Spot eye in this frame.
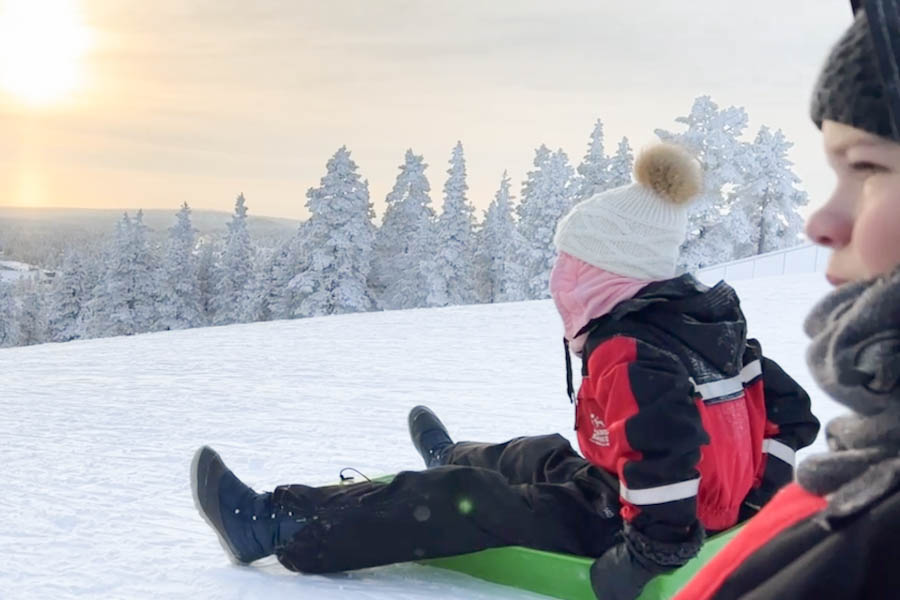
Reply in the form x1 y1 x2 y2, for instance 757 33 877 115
849 161 888 174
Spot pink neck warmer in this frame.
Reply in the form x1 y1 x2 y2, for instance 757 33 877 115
549 252 653 355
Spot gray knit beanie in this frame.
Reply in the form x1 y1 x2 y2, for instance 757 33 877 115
811 0 900 141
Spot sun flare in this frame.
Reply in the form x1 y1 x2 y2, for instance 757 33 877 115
0 0 91 106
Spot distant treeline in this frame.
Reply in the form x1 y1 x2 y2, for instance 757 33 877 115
0 96 808 349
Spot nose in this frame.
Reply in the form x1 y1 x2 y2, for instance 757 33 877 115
805 196 853 249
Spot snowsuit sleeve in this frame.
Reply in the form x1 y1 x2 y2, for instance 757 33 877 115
743 340 820 514
584 336 708 564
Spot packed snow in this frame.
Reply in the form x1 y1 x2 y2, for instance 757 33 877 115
0 272 838 600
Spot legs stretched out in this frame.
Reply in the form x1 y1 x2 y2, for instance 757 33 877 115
192 406 621 574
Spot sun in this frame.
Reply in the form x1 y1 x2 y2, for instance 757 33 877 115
0 0 91 106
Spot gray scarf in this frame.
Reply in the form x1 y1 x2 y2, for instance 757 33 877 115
796 266 900 522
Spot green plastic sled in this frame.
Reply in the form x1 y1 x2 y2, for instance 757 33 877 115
360 475 739 599
421 527 740 600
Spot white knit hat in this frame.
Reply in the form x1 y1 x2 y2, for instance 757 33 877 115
553 143 702 280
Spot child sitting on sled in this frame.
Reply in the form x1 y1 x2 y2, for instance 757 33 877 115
191 142 819 600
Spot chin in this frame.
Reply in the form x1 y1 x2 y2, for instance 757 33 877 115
825 273 850 287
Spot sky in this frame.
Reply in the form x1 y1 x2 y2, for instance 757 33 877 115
0 0 851 222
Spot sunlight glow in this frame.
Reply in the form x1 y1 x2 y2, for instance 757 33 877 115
15 164 47 206
0 0 91 106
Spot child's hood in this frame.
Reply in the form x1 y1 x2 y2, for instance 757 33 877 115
601 274 750 377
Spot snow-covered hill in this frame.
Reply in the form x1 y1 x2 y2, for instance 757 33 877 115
0 259 46 284
0 273 837 600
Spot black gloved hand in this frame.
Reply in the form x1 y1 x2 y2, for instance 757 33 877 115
738 452 794 523
737 488 767 523
589 542 669 600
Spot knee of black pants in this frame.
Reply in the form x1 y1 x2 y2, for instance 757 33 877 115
504 434 581 471
275 529 330 574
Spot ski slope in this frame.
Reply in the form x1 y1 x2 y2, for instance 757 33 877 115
0 272 838 600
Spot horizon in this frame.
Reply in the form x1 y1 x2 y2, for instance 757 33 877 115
1 1 850 221
0 203 299 220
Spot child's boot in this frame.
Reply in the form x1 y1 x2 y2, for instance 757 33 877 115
408 405 454 468
191 446 307 564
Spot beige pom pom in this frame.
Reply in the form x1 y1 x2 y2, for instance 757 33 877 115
633 143 702 204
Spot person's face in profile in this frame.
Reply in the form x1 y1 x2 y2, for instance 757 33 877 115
807 120 900 285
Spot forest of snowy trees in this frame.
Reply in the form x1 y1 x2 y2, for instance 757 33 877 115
0 96 808 348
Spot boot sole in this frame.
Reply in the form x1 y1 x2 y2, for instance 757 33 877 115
190 446 248 566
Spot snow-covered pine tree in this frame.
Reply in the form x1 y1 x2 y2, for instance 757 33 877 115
426 141 477 307
0 282 18 347
195 238 217 323
129 210 160 333
739 126 808 254
656 96 751 271
371 149 435 310
47 250 89 342
66 245 103 340
291 147 375 317
237 248 267 323
12 275 47 346
607 137 634 188
263 221 311 320
260 239 292 321
520 144 552 207
574 119 611 200
474 171 529 303
517 146 575 299
84 214 137 337
211 194 255 326
158 202 205 330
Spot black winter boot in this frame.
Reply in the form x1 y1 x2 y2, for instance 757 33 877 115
408 405 453 468
191 446 307 564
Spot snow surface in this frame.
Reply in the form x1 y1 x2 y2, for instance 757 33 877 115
0 272 838 600
0 259 39 284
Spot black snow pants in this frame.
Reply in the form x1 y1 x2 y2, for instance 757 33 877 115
272 433 623 574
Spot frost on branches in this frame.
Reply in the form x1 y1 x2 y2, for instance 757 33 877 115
158 203 205 330
211 194 256 326
291 147 376 317
85 212 158 337
474 171 528 303
262 229 307 321
739 126 807 255
574 120 633 200
372 149 436 310
13 276 47 346
517 145 575 299
0 281 20 347
657 96 806 271
574 119 611 201
607 137 634 188
47 251 89 342
426 141 477 307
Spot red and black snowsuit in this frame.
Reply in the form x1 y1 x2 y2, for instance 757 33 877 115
269 275 818 590
571 274 819 552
